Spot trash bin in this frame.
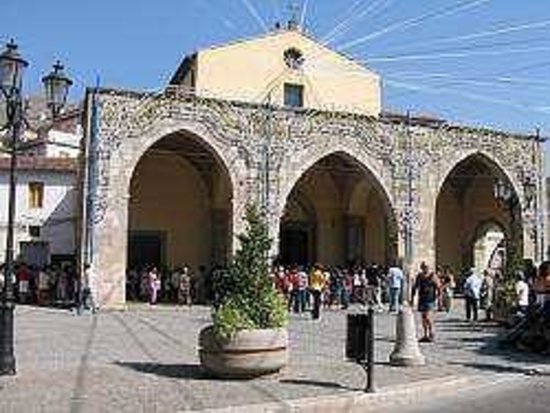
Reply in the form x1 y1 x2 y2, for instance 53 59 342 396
346 313 369 362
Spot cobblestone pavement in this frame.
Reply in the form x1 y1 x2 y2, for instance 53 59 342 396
0 302 547 412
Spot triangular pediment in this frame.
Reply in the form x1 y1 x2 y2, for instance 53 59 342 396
171 29 380 116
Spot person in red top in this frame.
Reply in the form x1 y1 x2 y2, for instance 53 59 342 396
287 266 299 313
17 264 31 304
274 266 286 295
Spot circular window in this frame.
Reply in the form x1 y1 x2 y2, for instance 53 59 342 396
284 48 304 70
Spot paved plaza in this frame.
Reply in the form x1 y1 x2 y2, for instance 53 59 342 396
0 302 547 412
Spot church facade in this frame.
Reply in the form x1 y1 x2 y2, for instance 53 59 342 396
79 27 546 308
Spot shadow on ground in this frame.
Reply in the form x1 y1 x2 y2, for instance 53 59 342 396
279 378 354 391
115 362 210 380
448 361 550 376
443 318 550 373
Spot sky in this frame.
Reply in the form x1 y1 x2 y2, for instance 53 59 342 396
3 0 550 172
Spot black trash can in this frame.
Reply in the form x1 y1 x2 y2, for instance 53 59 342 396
346 313 369 362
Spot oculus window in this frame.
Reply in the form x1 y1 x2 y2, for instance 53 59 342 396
283 48 305 70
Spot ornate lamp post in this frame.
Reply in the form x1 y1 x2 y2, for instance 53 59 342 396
0 40 72 376
493 178 515 208
519 170 540 261
42 60 73 118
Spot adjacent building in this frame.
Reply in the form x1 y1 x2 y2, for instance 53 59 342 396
0 105 80 267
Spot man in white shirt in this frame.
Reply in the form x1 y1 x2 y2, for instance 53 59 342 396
388 260 405 313
515 271 529 314
463 268 483 322
83 264 99 313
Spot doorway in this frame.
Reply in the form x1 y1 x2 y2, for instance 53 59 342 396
279 227 309 266
127 231 165 269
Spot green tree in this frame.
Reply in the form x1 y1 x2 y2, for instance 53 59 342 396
212 204 287 340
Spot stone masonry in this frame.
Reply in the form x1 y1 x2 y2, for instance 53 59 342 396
80 86 545 308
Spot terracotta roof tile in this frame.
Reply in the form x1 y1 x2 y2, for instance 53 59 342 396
0 156 78 172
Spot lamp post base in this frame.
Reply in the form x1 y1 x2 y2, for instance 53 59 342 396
0 300 16 375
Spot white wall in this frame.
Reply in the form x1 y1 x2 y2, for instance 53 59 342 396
0 169 76 263
45 129 81 158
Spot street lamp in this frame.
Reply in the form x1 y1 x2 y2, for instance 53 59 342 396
0 40 72 376
42 61 73 118
493 178 517 209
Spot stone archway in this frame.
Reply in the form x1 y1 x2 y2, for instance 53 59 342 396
126 131 233 302
435 153 522 274
86 88 544 310
278 151 397 267
471 220 507 272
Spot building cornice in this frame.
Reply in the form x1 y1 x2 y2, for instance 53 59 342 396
0 156 78 172
92 86 543 142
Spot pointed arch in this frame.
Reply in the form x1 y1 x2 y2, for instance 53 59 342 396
280 145 393 214
434 151 523 272
278 149 397 266
434 150 523 212
123 120 237 200
125 126 235 300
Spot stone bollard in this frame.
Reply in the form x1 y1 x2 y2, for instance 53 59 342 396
390 304 426 366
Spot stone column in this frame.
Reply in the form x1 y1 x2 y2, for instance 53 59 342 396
211 208 230 266
414 181 437 272
92 152 131 309
94 193 129 309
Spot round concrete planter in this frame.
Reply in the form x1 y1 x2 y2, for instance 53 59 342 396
198 326 288 378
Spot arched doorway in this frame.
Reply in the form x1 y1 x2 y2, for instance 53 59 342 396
127 131 232 300
472 221 506 272
435 153 521 274
279 152 396 267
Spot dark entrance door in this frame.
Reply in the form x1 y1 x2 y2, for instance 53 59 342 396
279 228 309 266
20 241 49 268
128 232 164 269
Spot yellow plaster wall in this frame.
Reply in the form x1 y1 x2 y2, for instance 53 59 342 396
128 153 212 273
365 194 387 264
435 188 462 271
284 167 390 265
301 170 343 264
436 179 507 272
285 169 344 265
195 30 381 115
349 181 388 264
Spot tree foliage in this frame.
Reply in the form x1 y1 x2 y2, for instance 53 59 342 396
212 204 287 340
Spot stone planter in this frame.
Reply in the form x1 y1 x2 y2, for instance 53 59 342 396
198 326 288 378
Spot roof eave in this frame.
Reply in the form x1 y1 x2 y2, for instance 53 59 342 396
169 53 197 85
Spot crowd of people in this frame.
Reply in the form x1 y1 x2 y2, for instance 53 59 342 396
0 263 79 306
3 256 548 328
126 265 197 306
270 258 548 344
124 259 547 318
411 259 550 343
125 261 408 312
272 261 411 320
